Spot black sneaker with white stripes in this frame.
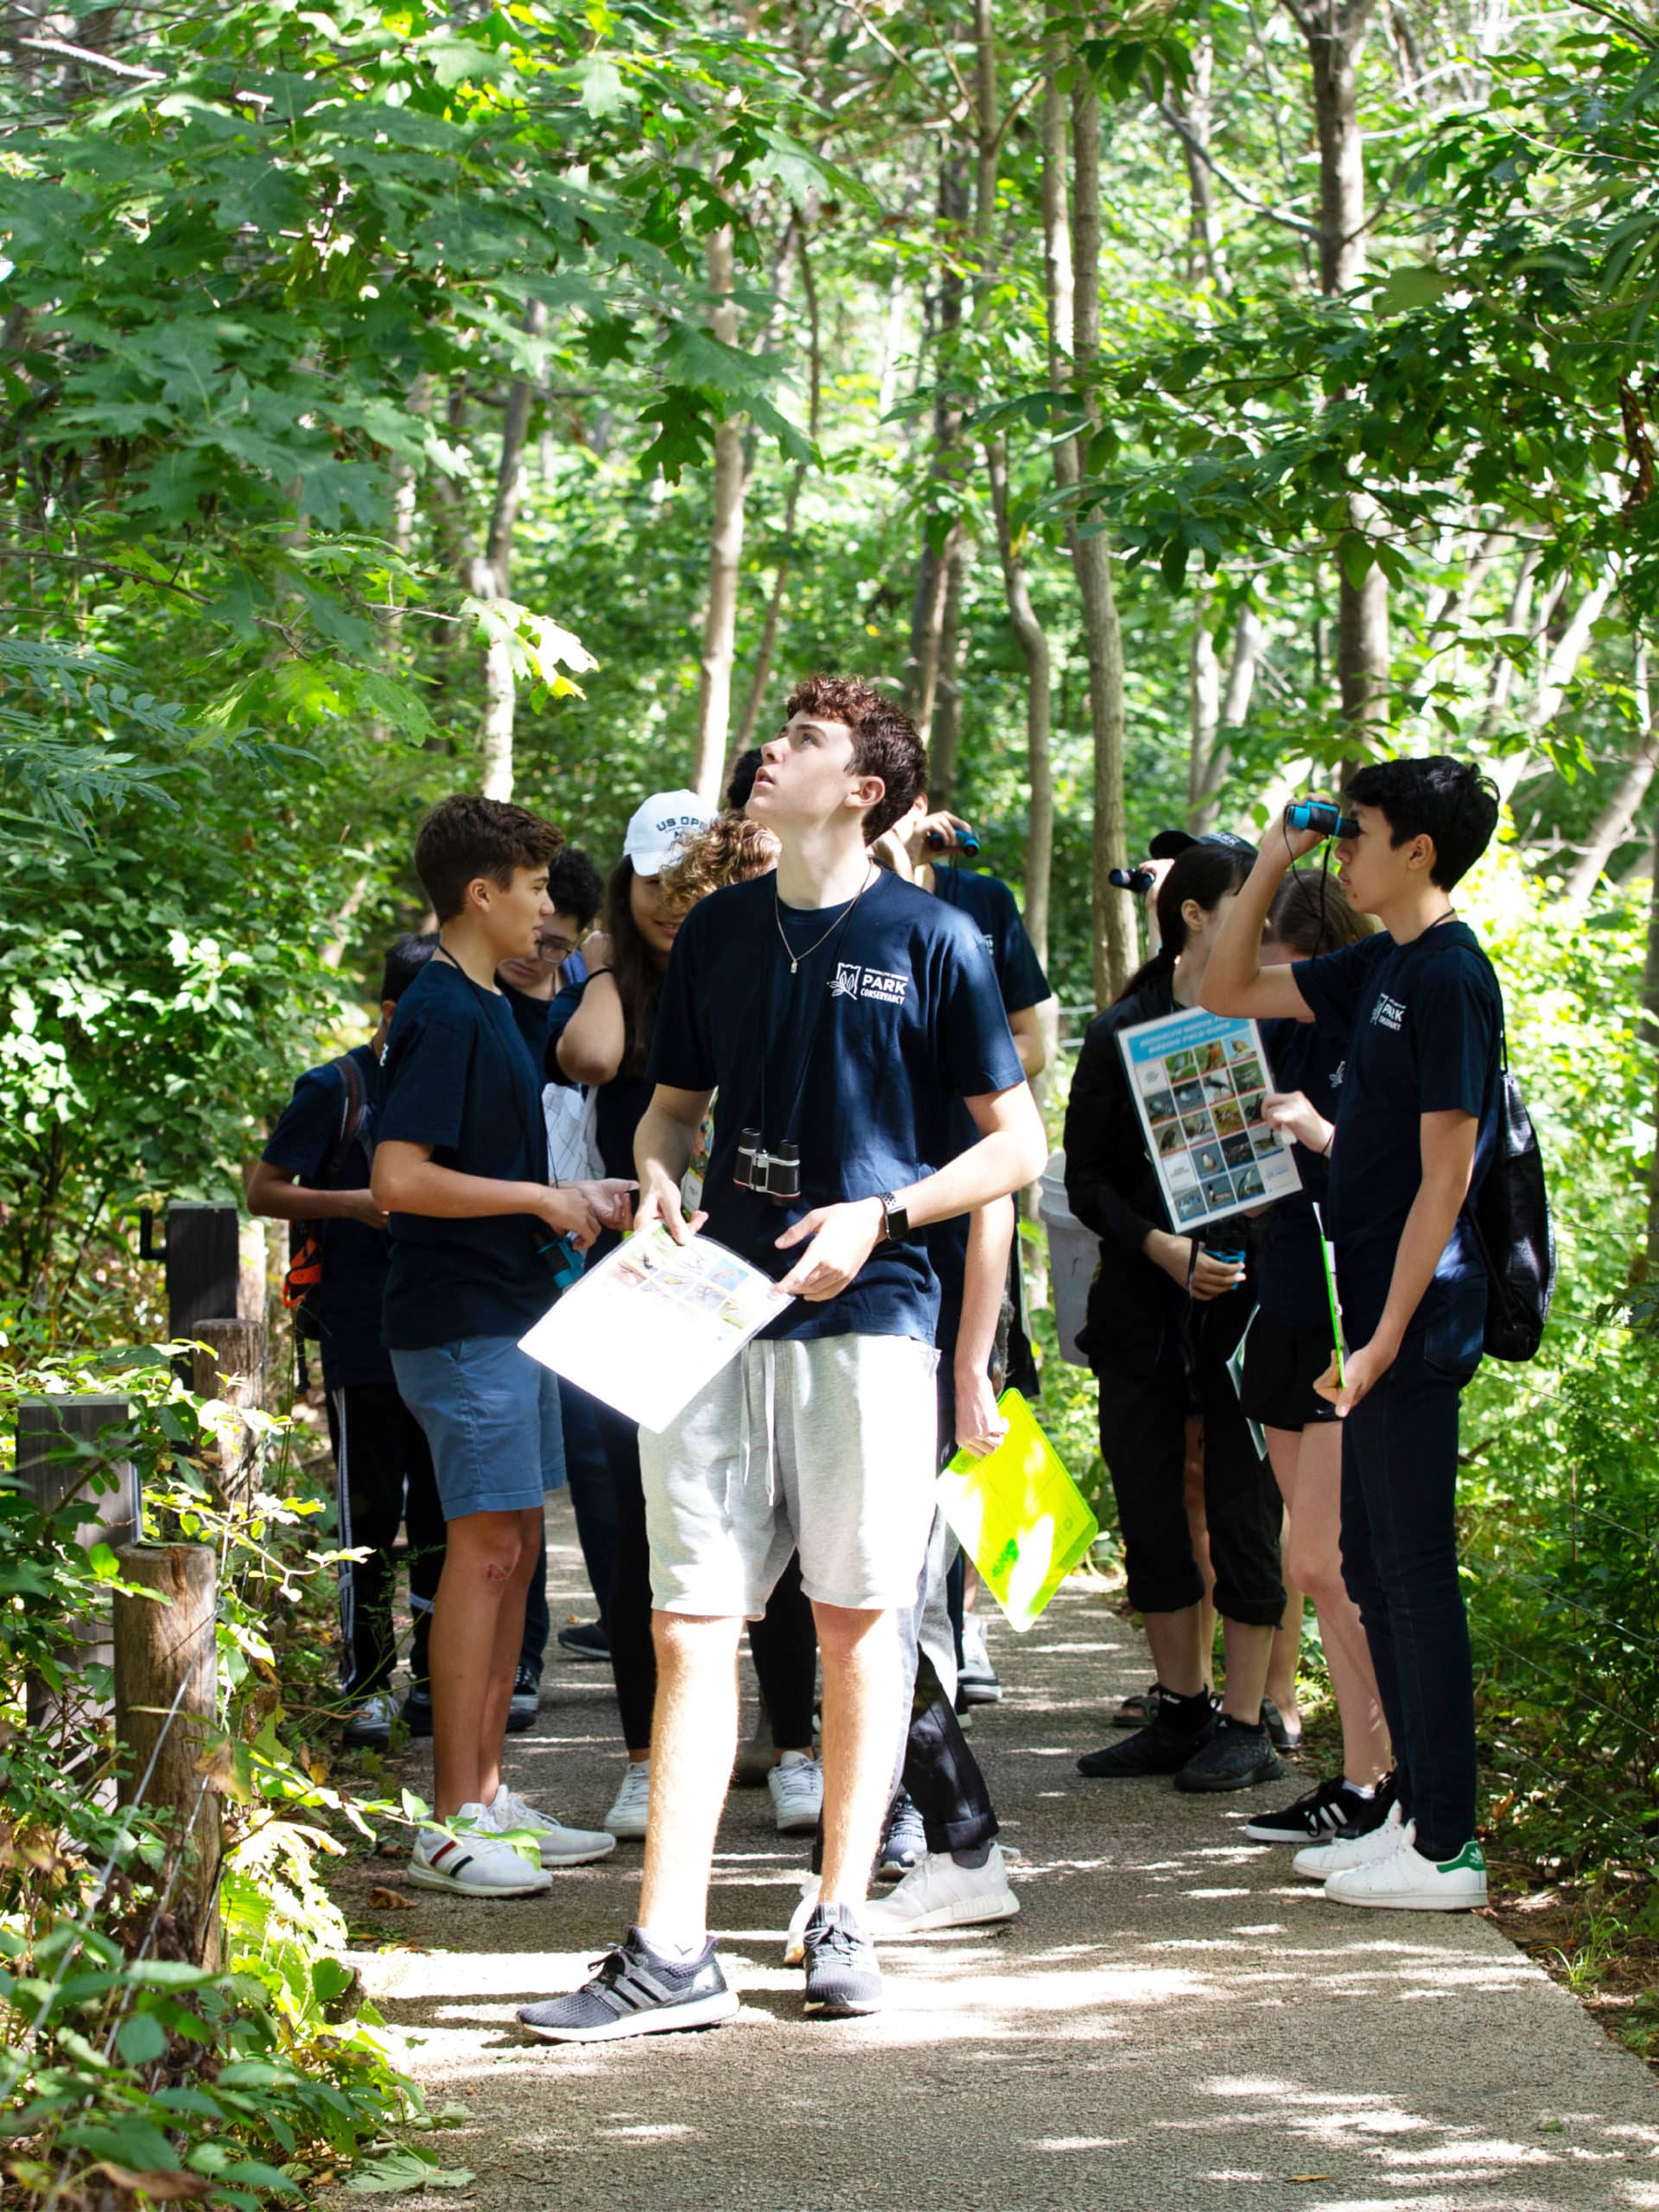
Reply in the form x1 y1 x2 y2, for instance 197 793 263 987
517 1928 738 2044
1244 1774 1389 1846
802 1902 882 2018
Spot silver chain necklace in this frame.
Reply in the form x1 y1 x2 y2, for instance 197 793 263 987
773 863 876 976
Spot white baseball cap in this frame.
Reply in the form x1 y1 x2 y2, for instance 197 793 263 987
622 789 715 877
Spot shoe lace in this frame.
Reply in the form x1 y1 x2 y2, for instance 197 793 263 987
807 1916 866 1965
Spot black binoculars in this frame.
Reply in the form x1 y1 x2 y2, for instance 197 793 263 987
1286 799 1358 840
1109 866 1156 894
735 1130 801 1205
925 826 981 854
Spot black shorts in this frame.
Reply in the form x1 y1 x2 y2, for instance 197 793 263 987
1239 1313 1338 1432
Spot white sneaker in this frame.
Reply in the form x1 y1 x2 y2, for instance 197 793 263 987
1292 1802 1412 1881
605 1760 651 1840
862 1846 1019 1936
783 1875 822 1966
767 1750 823 1835
408 1804 553 1897
1326 1836 1488 1912
488 1784 616 1868
957 1616 1002 1704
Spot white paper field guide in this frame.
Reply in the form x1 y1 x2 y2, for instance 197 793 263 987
1116 1007 1301 1233
519 1224 792 1433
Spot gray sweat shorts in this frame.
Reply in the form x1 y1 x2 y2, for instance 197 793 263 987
637 1332 941 1617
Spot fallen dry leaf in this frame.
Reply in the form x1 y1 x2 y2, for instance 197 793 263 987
86 2161 213 2200
366 1885 418 1910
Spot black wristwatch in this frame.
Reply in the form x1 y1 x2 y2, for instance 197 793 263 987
878 1192 910 1243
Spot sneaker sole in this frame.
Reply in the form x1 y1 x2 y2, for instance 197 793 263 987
958 1682 1003 1706
406 1863 551 1899
1244 1819 1343 1845
556 1645 611 1663
1325 1883 1487 1912
1174 1751 1287 1795
603 1817 650 1840
773 1811 823 1836
804 1993 882 2018
867 1891 1020 1936
519 1989 740 2044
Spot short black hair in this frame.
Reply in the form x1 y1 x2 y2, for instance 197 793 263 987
414 794 563 922
725 747 762 812
382 931 438 1004
1344 756 1499 890
547 846 604 930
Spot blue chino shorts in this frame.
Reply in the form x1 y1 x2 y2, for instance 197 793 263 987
391 1337 565 1522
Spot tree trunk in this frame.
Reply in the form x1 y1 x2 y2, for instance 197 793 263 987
462 306 545 801
905 158 970 747
1646 817 1659 1270
929 539 966 804
1169 38 1230 296
691 222 747 801
1067 73 1132 1005
1490 569 1614 800
1188 601 1221 822
1565 647 1658 910
1288 0 1386 753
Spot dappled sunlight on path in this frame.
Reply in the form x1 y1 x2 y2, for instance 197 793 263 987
336 1496 1657 2211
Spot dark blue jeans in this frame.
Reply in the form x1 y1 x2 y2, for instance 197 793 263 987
1338 1276 1484 1861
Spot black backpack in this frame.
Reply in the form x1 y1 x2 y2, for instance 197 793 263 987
1463 1025 1555 1363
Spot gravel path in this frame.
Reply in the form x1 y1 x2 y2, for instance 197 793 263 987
337 1493 1659 2212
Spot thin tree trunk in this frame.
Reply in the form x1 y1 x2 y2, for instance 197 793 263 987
1169 37 1230 296
733 221 822 758
1490 569 1615 799
691 221 747 801
1645 817 1659 1270
1188 601 1221 822
1287 0 1387 753
905 157 970 746
462 304 545 801
1066 71 1132 1004
1564 650 1658 909
930 543 966 803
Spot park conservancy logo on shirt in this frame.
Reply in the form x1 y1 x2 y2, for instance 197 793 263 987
1372 992 1406 1034
830 962 910 1007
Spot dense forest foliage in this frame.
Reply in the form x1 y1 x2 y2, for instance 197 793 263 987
3 0 1658 2177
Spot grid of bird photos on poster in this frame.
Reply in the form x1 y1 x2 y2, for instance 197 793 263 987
1116 1007 1302 1231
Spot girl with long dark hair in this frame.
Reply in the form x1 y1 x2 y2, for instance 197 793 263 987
1064 839 1288 1791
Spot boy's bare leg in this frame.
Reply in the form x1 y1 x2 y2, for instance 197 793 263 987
814 1602 903 1909
637 1611 743 1940
429 1505 539 1817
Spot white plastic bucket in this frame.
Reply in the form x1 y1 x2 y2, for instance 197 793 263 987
1037 1148 1098 1368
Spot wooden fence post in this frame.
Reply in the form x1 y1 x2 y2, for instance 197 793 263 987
113 1544 221 1971
190 1319 268 1497
16 1396 140 1751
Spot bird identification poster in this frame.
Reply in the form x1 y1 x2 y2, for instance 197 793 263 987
1116 1007 1301 1232
519 1224 791 1433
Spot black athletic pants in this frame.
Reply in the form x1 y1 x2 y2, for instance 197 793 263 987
326 1383 447 1698
593 1399 817 1752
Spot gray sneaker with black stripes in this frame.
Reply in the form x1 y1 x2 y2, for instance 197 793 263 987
517 1929 739 2044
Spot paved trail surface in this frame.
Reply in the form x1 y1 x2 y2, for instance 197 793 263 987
339 1494 1658 2212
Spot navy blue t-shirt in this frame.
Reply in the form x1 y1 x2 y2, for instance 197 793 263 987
378 958 554 1350
1293 918 1502 1302
499 978 554 1076
925 867 1050 1351
646 868 1026 1344
1255 1017 1349 1331
262 1044 391 1393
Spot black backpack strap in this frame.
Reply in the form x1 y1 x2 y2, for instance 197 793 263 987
321 1052 369 1186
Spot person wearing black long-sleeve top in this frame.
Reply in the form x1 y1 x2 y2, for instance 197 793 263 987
1065 838 1287 1792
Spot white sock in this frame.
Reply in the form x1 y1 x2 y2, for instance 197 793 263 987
1344 1777 1377 1798
639 1927 707 1961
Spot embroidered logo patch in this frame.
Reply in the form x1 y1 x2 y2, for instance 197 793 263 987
828 963 910 1006
1371 993 1406 1033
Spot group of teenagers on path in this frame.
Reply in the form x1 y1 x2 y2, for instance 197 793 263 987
251 672 1506 2040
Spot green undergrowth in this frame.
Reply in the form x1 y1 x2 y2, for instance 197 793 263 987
0 1320 467 2209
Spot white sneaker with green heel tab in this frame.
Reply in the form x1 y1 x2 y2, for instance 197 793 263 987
1325 1835 1487 1911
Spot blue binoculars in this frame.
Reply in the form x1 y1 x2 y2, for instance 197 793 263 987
925 825 981 855
1286 799 1358 840
1109 866 1156 893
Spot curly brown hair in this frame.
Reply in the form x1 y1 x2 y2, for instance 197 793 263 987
414 794 563 923
659 816 779 913
782 674 925 841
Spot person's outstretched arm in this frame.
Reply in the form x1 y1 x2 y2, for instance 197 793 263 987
1202 811 1325 1021
954 1196 1016 1457
633 1084 716 1243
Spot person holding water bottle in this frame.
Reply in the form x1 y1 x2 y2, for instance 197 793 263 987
1064 832 1288 1795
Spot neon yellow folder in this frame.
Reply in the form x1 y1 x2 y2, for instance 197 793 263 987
937 1389 1099 1632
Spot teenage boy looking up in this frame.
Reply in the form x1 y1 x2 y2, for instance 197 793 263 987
247 933 441 1751
372 796 634 1898
1203 757 1502 1911
518 677 1046 2041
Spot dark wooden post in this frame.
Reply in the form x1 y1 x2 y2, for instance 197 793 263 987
16 1396 140 1745
113 1544 221 1970
162 1202 242 1338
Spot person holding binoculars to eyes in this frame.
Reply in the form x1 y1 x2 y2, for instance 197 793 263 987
1204 757 1503 1913
517 675 1045 2044
1065 830 1290 1796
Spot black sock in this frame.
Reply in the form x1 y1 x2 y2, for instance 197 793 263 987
950 1841 993 1870
1159 1686 1212 1734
